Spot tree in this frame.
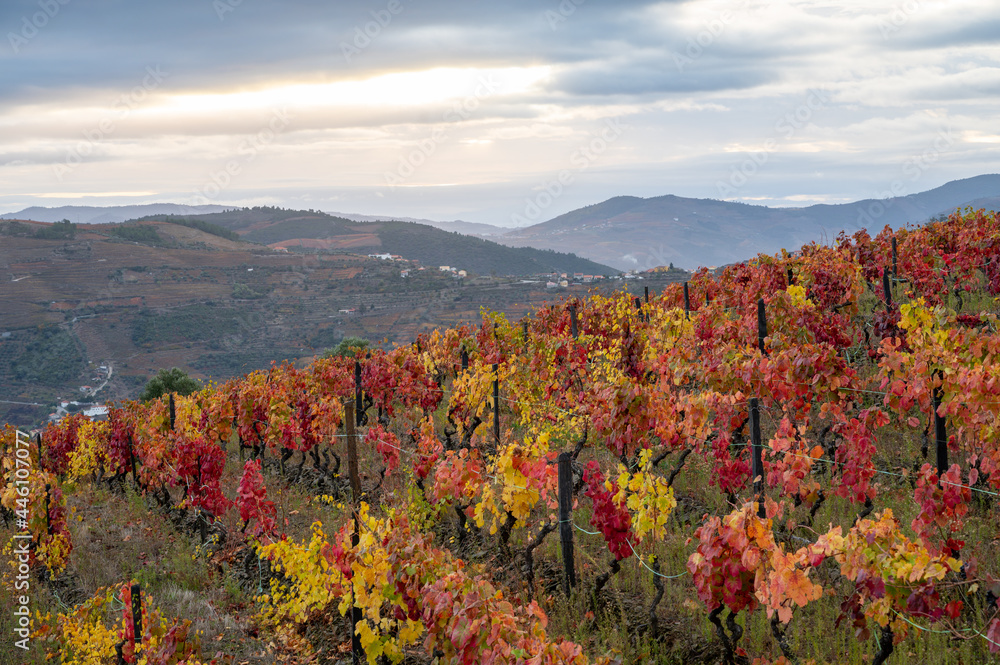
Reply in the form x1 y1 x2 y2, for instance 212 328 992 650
138 367 201 402
34 219 76 240
323 336 370 359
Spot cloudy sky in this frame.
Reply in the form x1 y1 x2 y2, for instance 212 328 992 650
1 0 998 225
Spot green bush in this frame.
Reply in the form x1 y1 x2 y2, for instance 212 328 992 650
323 336 370 359
232 283 266 299
33 219 76 240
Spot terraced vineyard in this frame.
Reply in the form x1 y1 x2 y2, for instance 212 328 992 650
3 209 1000 664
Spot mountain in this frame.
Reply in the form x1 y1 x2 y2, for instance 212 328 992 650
329 212 507 237
0 217 669 428
500 175 1000 271
1 203 232 225
133 207 614 276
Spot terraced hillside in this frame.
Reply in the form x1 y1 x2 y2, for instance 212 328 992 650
0 218 677 428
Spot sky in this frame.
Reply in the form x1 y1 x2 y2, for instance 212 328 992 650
1 0 998 226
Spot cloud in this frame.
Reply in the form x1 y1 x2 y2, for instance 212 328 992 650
0 0 998 224
554 59 776 96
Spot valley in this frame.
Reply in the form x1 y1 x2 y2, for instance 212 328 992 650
0 216 681 428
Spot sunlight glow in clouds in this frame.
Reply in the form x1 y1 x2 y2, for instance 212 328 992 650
31 191 159 198
158 67 553 117
0 0 997 222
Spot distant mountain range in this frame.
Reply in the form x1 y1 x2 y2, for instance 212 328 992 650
7 174 1000 271
329 212 507 237
1 203 232 225
123 208 612 276
1 204 511 237
497 174 1000 270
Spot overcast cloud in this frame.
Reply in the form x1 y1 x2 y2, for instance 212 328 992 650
1 0 997 225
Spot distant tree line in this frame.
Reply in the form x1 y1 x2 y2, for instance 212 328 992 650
33 219 76 239
108 225 166 245
0 219 76 239
126 215 241 241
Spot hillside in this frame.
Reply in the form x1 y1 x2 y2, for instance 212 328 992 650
0 217 671 428
330 212 508 236
7 209 1000 665
501 174 1000 270
135 207 613 276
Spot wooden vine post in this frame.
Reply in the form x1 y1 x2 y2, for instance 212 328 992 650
197 453 208 543
36 433 43 471
354 360 363 426
569 304 579 339
492 363 500 449
557 452 576 595
683 282 691 319
128 434 139 487
344 400 365 665
44 483 52 535
883 270 893 309
344 401 362 510
168 393 176 431
753 299 767 514
131 583 142 651
750 398 765 518
757 298 768 355
460 348 469 372
891 236 898 277
644 285 649 303
933 370 948 476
